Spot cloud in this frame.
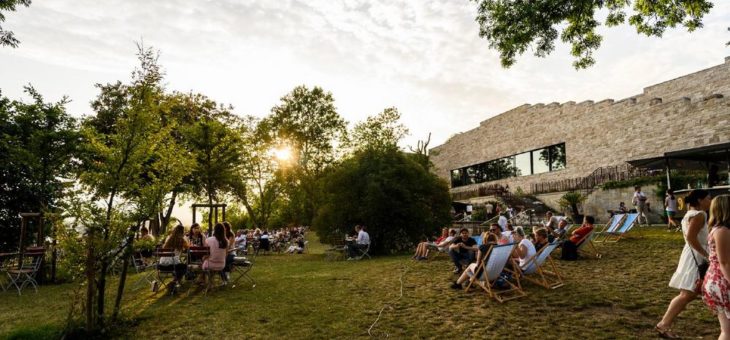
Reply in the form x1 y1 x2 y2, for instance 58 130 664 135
1 0 729 147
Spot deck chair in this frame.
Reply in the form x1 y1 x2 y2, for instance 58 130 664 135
231 253 256 288
464 243 525 302
604 213 640 242
575 229 602 259
516 241 564 289
6 247 44 295
593 214 626 243
130 251 155 289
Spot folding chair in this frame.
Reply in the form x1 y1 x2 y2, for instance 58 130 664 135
515 241 564 289
604 213 640 242
593 214 626 243
154 248 176 294
186 246 209 289
0 252 18 292
130 251 155 289
355 243 371 260
6 247 44 296
575 230 602 259
464 243 525 302
231 253 256 288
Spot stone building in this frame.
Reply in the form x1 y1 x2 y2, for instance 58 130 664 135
430 57 730 215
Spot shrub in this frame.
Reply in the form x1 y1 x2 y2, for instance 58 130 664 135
558 191 586 218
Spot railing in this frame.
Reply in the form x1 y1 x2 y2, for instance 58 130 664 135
530 163 656 194
451 184 509 201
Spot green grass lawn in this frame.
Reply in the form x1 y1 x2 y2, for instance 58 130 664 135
0 228 720 339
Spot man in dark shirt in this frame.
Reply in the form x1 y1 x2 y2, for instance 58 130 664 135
448 228 477 274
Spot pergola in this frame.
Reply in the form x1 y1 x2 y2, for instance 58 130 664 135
191 203 227 236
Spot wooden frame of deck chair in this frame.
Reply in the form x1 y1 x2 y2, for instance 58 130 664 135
514 241 564 289
464 243 526 302
593 214 627 243
575 229 602 259
603 213 640 242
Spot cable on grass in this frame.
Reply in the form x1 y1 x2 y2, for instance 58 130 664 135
367 262 409 338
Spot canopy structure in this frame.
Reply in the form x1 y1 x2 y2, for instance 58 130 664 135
191 203 227 236
627 141 730 189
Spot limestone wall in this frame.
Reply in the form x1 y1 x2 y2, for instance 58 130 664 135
432 57 730 196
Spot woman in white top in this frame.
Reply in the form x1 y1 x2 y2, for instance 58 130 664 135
512 226 536 273
665 189 679 231
158 224 189 289
656 189 711 338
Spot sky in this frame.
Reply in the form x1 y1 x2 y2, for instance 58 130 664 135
1 0 730 150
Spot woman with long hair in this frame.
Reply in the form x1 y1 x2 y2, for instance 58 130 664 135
159 224 189 289
187 223 204 247
657 189 711 338
203 223 228 275
704 195 730 339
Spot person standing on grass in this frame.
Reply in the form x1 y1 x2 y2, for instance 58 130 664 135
665 189 679 231
703 195 730 340
633 185 650 226
656 189 711 338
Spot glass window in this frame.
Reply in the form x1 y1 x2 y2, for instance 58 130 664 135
465 166 477 185
484 160 500 182
514 152 531 177
550 143 566 171
451 169 463 187
532 148 550 174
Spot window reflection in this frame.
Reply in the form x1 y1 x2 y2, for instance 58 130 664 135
533 148 550 174
514 152 531 176
550 144 566 171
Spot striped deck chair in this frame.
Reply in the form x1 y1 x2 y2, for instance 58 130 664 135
593 214 627 243
575 229 602 259
464 243 525 303
516 241 564 289
604 213 640 242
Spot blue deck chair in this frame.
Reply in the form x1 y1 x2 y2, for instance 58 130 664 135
464 243 525 302
515 241 564 289
575 229 602 259
594 214 627 243
604 213 640 242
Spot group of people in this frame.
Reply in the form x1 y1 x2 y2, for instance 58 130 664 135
656 191 730 339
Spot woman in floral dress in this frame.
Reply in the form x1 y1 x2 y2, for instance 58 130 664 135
704 195 730 340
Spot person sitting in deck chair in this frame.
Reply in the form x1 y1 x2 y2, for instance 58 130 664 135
450 232 499 289
511 226 536 272
412 228 454 260
552 219 569 240
346 225 370 260
448 228 478 274
561 216 595 261
532 228 549 252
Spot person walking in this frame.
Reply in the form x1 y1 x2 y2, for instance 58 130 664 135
633 185 650 226
665 189 679 232
656 189 711 338
703 195 730 340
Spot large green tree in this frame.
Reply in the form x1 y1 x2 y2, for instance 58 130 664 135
313 148 452 255
472 0 714 69
0 86 78 251
346 107 409 153
0 0 31 48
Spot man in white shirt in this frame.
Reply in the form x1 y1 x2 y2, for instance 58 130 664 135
632 185 650 226
347 225 370 260
497 213 508 231
543 211 559 234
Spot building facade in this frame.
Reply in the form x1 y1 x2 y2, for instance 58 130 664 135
430 57 730 198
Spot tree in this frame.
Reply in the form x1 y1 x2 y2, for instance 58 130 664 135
77 44 174 330
262 85 347 225
313 148 452 255
471 0 713 69
347 107 409 153
0 86 78 252
0 0 31 48
558 191 587 220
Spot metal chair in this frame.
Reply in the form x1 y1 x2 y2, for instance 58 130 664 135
130 251 155 289
6 247 45 295
154 248 177 294
231 253 256 288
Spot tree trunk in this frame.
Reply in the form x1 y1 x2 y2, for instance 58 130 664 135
207 193 214 236
160 190 178 234
84 228 96 330
112 224 138 322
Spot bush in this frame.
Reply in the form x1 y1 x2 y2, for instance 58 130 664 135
312 148 452 255
558 191 586 218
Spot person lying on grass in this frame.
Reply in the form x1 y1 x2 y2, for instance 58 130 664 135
413 228 456 260
448 228 478 274
451 232 499 289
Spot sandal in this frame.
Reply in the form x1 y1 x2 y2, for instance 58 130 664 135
655 325 679 339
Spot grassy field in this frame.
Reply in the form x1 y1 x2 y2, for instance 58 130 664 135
0 227 720 339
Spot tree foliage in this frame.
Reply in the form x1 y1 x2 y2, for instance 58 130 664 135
472 0 714 69
313 148 452 255
0 86 78 251
347 107 409 153
0 0 30 48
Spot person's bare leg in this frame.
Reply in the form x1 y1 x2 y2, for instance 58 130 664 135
719 312 730 340
657 289 697 331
